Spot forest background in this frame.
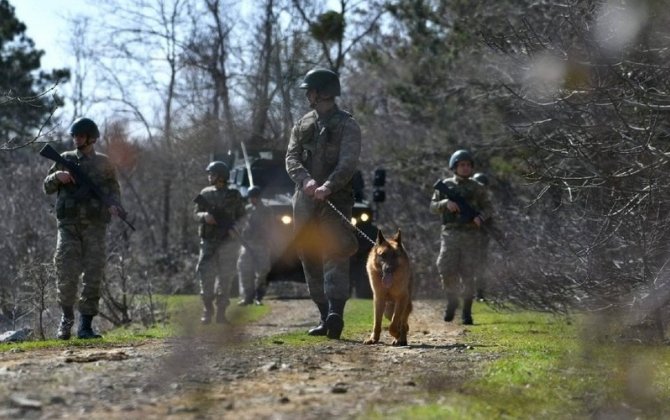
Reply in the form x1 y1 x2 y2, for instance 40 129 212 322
2 0 669 342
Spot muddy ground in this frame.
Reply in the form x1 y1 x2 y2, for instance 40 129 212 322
0 298 490 419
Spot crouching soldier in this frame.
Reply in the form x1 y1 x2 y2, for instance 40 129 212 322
236 186 273 305
194 161 245 324
430 149 493 325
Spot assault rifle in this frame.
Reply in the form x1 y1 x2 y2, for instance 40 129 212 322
433 179 506 249
193 194 257 259
39 144 135 231
193 194 236 236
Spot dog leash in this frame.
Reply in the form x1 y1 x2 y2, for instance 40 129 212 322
325 199 376 247
302 169 377 247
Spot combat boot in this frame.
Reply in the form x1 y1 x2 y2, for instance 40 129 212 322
77 314 102 339
444 294 459 322
325 299 346 340
201 297 214 324
461 297 474 325
215 296 229 324
307 302 329 336
254 286 266 305
56 306 75 340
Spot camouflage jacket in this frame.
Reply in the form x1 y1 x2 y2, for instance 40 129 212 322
240 201 273 243
285 105 361 202
194 186 245 240
430 176 493 228
43 149 121 225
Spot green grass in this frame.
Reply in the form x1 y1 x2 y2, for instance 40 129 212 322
4 297 669 418
0 295 269 353
372 302 670 419
258 297 374 346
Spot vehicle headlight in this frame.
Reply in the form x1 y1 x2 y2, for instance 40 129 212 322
351 217 358 226
359 212 370 222
281 215 292 225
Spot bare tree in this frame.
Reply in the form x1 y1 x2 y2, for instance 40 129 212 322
248 0 276 148
292 0 384 72
67 16 93 120
19 262 55 340
93 0 191 251
475 1 670 333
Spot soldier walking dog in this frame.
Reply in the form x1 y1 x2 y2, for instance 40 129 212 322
286 67 361 340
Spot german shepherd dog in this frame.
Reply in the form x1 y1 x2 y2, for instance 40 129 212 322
363 229 413 346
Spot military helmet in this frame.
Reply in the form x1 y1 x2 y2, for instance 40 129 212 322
247 186 262 198
299 67 341 97
449 149 474 170
473 172 489 186
206 161 230 179
69 117 100 139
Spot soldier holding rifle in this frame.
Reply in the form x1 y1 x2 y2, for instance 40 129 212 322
43 117 123 340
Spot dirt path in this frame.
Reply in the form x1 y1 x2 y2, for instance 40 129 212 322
0 299 488 419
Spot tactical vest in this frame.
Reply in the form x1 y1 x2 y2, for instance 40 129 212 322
437 177 482 227
295 108 352 187
197 187 245 240
54 152 114 224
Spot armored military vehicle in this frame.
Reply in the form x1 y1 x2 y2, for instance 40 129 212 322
225 147 385 298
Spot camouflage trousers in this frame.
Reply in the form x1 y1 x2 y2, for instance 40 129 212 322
54 222 108 315
196 237 239 302
436 227 481 298
293 191 358 304
237 244 271 301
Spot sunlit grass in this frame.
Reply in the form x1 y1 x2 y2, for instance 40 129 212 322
258 298 373 346
3 297 669 418
0 295 269 353
372 302 670 419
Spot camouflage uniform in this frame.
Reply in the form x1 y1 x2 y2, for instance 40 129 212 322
194 185 245 318
286 106 361 328
43 149 120 317
472 174 492 300
430 175 493 323
236 199 273 303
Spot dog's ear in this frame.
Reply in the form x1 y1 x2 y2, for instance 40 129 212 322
392 229 402 245
376 229 385 245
